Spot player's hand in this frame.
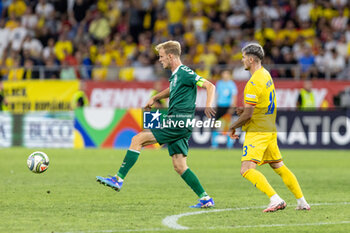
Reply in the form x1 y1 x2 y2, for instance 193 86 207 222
236 107 244 116
228 107 235 115
144 97 155 111
204 107 216 118
229 127 239 140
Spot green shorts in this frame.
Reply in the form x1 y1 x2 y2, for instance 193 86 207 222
150 127 192 156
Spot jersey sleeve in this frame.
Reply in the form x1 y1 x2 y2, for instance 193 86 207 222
180 66 203 86
244 81 259 105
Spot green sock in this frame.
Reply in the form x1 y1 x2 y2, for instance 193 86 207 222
116 149 140 179
181 168 208 198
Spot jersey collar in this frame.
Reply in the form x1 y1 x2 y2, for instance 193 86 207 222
172 64 183 76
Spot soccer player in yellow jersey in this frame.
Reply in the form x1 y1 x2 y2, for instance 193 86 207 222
229 43 310 212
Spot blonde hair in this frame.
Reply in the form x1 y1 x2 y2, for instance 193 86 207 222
155 40 181 57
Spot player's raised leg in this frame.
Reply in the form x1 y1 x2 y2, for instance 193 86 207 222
171 154 214 208
270 161 310 210
241 161 286 212
96 131 157 191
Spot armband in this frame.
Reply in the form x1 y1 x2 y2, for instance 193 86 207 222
196 78 206 87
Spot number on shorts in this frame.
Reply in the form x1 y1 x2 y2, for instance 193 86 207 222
242 146 248 157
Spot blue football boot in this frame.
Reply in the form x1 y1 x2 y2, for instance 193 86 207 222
96 175 123 192
190 197 215 208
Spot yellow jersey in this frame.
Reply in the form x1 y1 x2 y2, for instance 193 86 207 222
242 67 277 133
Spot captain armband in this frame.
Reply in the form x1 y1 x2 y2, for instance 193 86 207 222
195 77 207 87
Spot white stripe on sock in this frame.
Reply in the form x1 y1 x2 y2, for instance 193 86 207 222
128 149 140 154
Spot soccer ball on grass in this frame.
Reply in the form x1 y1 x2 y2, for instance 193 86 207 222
27 151 49 173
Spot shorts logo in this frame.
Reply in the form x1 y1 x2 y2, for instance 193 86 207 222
143 109 162 129
249 144 255 148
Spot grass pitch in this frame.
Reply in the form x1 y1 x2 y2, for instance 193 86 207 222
0 148 349 233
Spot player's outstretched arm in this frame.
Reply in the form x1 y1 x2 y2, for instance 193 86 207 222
201 80 216 118
229 103 255 139
144 87 170 111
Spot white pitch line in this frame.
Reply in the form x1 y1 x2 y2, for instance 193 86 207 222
162 202 350 230
38 202 350 233
162 206 265 230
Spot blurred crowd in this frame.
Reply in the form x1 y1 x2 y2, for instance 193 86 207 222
0 0 350 82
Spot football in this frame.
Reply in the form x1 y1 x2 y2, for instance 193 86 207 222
27 151 50 173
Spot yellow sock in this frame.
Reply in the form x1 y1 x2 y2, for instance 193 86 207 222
243 169 276 198
274 165 303 199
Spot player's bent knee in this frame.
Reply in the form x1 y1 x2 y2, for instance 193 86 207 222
131 133 143 146
269 161 284 169
173 164 187 175
240 168 248 176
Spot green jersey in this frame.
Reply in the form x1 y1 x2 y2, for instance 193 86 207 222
168 65 202 115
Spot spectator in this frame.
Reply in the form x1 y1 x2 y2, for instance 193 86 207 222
210 22 227 45
21 6 38 33
44 56 60 79
296 0 312 23
324 48 346 79
331 9 348 32
128 0 144 42
335 35 348 59
22 59 34 79
35 0 54 19
314 47 327 78
8 0 27 18
89 11 111 42
92 60 107 81
280 47 297 79
232 60 250 80
42 38 56 60
195 61 211 80
133 54 155 81
165 0 185 36
253 0 271 29
54 34 73 61
8 57 24 81
79 47 93 80
60 59 77 80
70 0 89 25
9 19 27 52
118 59 134 81
73 24 90 48
298 45 315 78
22 34 43 58
199 45 217 69
191 10 210 43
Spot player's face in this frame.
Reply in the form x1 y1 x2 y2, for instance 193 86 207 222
158 48 170 69
242 52 250 70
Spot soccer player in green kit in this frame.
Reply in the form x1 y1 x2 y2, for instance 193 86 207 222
96 40 216 208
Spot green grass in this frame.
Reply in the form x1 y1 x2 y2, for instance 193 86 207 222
0 148 349 233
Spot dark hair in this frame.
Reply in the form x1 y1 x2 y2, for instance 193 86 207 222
242 43 264 61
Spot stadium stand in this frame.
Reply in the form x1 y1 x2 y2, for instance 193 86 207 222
0 0 350 81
